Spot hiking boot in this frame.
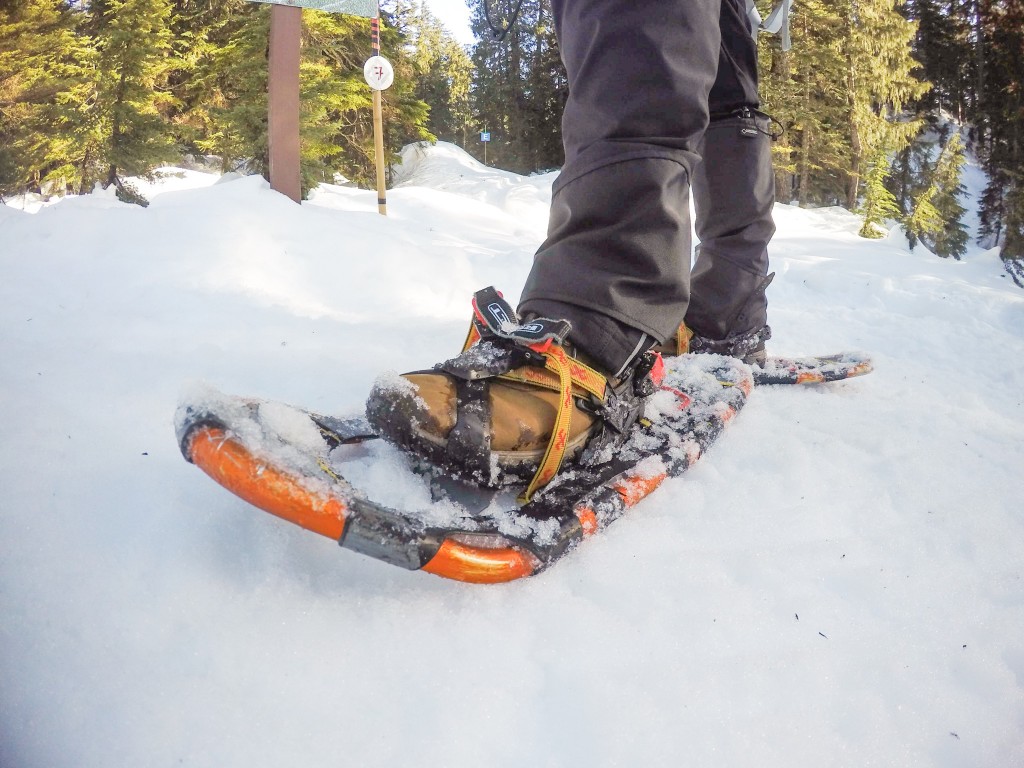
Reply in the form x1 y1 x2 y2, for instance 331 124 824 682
365 287 662 502
653 322 771 367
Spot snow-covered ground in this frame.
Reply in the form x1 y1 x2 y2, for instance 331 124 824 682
2 142 1022 767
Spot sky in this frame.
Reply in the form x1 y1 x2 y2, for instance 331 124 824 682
422 0 475 45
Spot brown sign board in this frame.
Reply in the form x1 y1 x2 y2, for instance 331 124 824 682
252 0 382 206
248 0 377 16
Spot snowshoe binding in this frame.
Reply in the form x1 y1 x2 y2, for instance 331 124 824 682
365 286 663 502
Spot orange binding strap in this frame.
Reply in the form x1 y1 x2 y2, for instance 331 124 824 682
518 344 576 503
676 323 694 355
460 317 610 504
188 427 347 540
461 320 482 352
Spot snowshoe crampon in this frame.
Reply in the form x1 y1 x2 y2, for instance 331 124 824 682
175 355 752 584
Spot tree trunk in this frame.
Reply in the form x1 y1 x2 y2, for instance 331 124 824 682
974 0 985 118
846 54 861 209
772 48 793 202
897 144 911 214
798 126 812 206
107 68 129 188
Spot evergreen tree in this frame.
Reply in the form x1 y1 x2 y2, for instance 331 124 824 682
858 149 902 236
1001 177 1024 266
188 3 269 175
83 0 179 202
919 130 968 258
903 0 972 120
0 0 94 197
298 8 380 190
300 6 433 191
520 0 564 170
760 0 928 217
890 122 969 256
759 0 850 205
401 1 474 147
469 0 565 173
176 4 432 195
974 0 1024 263
977 166 1007 247
902 162 943 247
840 0 929 213
165 0 255 159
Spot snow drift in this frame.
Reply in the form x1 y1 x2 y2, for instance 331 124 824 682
1 142 1022 767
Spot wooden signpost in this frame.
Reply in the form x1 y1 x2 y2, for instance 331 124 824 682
248 0 386 212
364 16 394 215
267 4 302 203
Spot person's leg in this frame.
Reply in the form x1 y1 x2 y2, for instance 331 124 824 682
685 0 776 348
366 1 729 496
686 112 775 344
519 0 722 374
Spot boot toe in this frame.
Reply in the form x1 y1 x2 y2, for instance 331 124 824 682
366 372 454 448
366 360 608 490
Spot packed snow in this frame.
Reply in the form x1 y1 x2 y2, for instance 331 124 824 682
1 142 1022 767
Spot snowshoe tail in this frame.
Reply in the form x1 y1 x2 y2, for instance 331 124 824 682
753 352 873 386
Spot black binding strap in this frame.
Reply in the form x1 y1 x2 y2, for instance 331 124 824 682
472 286 571 348
446 379 493 482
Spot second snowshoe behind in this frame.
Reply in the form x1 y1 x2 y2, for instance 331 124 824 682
656 321 873 385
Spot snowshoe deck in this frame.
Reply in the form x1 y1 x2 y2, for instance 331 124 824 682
175 356 752 583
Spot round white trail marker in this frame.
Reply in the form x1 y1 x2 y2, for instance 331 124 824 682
363 56 394 91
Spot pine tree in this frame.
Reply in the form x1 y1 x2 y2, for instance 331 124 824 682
974 0 1024 264
189 3 270 175
841 0 929 214
0 0 94 197
858 149 902 236
77 0 178 203
300 6 433 191
1001 177 1024 264
470 0 528 170
760 0 928 214
469 0 565 173
520 0 564 171
297 8 380 190
903 0 972 120
892 122 942 251
759 0 850 206
902 159 943 248
402 1 474 147
165 0 255 159
921 130 968 258
163 4 431 195
977 167 1006 248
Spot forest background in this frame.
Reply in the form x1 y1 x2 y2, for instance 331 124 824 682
1 0 1022 270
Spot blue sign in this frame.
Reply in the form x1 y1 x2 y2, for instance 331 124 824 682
480 132 491 143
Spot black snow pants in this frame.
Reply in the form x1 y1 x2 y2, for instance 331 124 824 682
518 0 776 375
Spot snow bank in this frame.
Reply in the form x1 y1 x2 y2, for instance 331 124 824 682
392 140 554 232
